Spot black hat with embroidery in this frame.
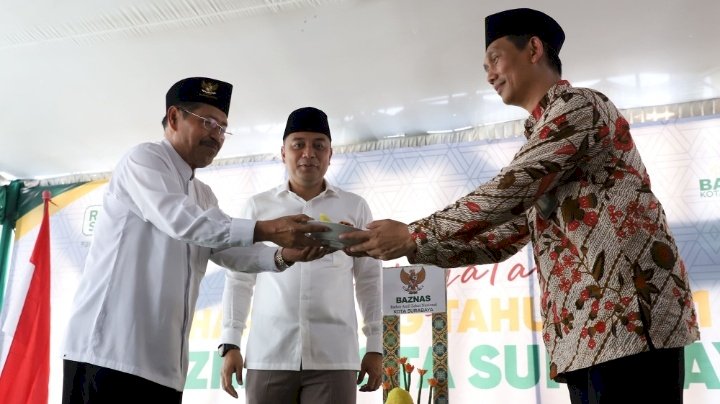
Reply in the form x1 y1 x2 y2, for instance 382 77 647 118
165 77 233 118
283 107 331 140
485 8 565 52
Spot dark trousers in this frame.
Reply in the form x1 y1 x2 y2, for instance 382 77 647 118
62 360 183 404
565 347 685 404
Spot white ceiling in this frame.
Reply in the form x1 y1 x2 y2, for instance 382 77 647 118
1 0 718 180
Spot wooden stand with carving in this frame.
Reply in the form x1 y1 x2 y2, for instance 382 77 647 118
382 311 449 403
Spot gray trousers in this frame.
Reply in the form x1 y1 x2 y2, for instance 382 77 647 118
245 369 357 404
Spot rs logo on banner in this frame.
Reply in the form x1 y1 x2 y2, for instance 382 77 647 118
82 205 101 236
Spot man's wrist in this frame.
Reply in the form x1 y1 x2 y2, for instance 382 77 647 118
218 343 239 357
253 220 265 243
274 247 294 271
405 231 419 260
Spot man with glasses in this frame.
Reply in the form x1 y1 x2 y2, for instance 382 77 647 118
61 77 330 404
177 107 232 135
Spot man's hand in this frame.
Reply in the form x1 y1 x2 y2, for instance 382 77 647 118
220 350 244 398
254 214 328 248
283 245 335 263
357 352 383 392
340 219 417 260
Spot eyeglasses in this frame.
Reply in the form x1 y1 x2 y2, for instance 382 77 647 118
179 108 233 136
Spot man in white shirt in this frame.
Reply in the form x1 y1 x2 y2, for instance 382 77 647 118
61 77 329 404
219 107 383 404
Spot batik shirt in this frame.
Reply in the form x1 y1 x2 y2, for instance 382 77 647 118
408 80 700 380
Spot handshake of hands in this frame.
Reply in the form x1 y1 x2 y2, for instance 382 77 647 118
254 214 417 263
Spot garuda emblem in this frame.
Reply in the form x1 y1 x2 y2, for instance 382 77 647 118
400 267 426 294
201 80 218 96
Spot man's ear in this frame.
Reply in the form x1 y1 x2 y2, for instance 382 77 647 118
167 106 180 129
529 36 545 64
280 145 286 162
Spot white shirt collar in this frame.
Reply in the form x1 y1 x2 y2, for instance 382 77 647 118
275 179 340 199
161 138 194 183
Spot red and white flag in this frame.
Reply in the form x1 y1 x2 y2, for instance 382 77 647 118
0 190 52 404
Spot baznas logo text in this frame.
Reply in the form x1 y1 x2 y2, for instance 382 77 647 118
699 178 720 197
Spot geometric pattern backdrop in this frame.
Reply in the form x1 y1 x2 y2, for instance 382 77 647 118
1 116 718 403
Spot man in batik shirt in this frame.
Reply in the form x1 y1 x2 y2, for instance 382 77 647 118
342 8 700 404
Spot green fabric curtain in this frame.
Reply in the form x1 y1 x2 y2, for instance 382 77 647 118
0 180 23 313
0 186 6 219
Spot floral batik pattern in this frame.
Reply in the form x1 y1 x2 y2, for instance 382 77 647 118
408 81 700 380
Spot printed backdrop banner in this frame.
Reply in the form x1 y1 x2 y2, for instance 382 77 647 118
0 117 719 404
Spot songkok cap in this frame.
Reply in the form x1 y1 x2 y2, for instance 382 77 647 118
283 107 331 140
165 77 233 117
485 8 565 52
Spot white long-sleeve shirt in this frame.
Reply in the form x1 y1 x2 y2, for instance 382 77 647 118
221 182 382 370
63 139 277 391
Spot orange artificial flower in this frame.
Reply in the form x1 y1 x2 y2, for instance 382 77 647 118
385 366 397 376
404 363 415 373
426 377 439 404
398 357 408 365
416 368 428 404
